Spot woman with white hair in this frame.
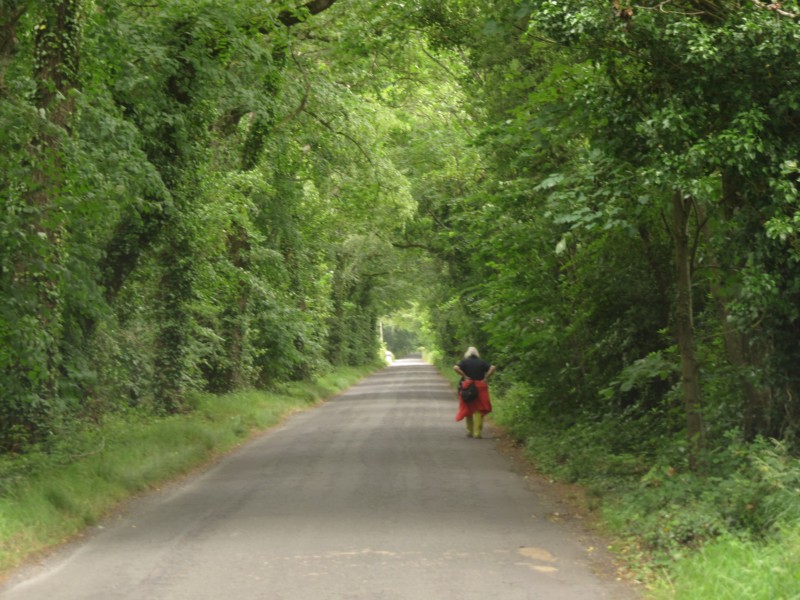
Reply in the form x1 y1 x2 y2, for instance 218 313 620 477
453 347 496 438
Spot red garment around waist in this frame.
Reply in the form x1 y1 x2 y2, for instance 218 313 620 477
455 379 492 421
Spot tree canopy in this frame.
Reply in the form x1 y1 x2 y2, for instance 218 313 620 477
2 0 800 509
4 1 800 586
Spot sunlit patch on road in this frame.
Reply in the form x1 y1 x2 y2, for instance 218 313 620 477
516 546 559 573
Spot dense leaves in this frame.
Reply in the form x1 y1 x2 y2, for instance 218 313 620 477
3 2 800 561
0 0 429 447
416 0 800 453
402 1 800 571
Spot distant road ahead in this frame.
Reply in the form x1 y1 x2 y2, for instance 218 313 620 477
1 357 637 599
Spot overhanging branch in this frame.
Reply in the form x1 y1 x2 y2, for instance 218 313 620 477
279 0 339 27
751 0 800 19
303 108 375 165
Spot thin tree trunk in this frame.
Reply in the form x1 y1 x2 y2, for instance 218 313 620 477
224 223 251 390
716 171 772 439
704 248 771 440
671 190 705 471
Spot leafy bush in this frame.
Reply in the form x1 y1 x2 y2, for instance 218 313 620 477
490 382 541 441
603 435 800 559
493 385 800 565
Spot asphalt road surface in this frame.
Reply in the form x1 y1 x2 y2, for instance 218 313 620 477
1 357 638 600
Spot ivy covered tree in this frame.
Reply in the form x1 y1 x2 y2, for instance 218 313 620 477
0 0 424 448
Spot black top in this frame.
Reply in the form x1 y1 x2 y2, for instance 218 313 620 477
457 356 492 380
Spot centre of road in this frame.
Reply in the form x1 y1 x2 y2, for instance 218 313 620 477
0 357 636 600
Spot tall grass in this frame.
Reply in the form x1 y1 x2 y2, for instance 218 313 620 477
649 527 800 600
0 365 374 574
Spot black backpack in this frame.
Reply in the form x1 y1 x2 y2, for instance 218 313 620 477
460 380 478 403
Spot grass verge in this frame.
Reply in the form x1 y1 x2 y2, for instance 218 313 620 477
649 526 800 600
0 365 375 576
485 380 800 598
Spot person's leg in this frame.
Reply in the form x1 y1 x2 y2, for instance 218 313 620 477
465 415 474 437
473 413 483 438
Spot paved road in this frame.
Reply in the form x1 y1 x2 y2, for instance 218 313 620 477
1 357 637 599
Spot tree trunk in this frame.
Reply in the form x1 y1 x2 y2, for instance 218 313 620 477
327 251 348 365
153 219 194 413
222 223 251 390
0 1 26 96
717 171 772 439
704 246 771 440
21 0 83 412
35 0 82 128
671 190 705 471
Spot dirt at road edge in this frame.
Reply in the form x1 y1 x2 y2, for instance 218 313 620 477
490 424 644 597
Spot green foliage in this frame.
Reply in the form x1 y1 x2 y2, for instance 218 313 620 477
494 382 800 575
650 526 800 600
489 381 542 440
0 0 431 447
4 0 800 590
410 0 800 459
381 320 420 358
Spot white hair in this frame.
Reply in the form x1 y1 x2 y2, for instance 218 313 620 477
464 346 480 358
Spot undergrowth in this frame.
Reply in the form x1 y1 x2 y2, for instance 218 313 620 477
0 365 374 574
491 381 800 597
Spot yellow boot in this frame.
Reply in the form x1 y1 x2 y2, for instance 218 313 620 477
465 415 474 438
473 413 483 439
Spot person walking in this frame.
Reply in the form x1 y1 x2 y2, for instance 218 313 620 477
453 347 495 438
